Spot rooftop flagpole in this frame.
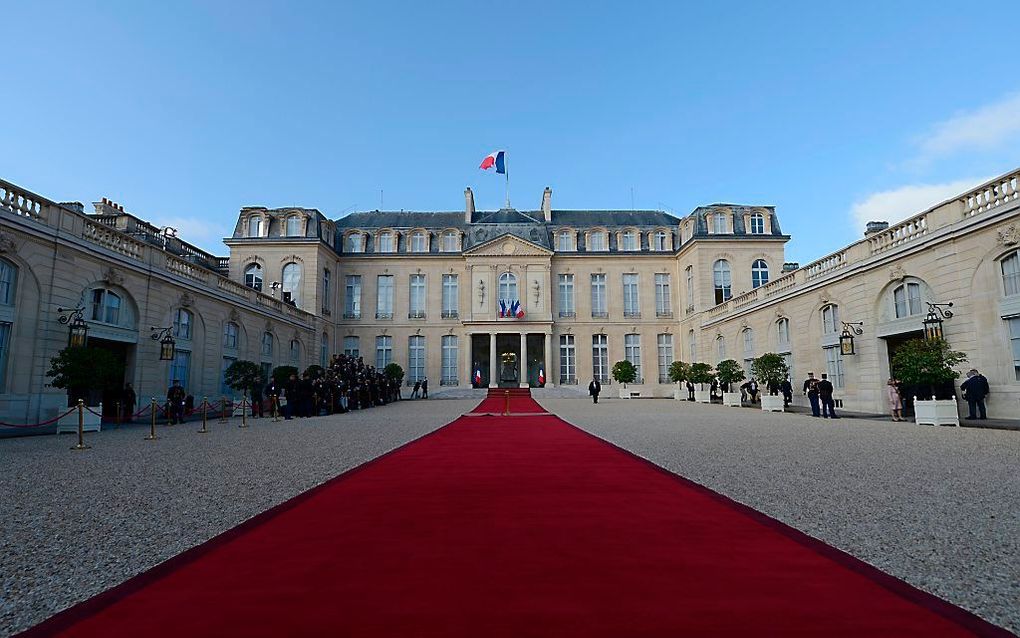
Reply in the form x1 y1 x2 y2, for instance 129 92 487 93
504 151 511 209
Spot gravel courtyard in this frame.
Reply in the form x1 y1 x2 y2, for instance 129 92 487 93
540 397 1020 635
0 399 475 637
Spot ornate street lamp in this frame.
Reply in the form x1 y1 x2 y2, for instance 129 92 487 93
923 302 954 340
151 326 176 361
839 321 864 356
57 305 89 348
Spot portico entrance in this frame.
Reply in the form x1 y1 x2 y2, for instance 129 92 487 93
470 332 549 389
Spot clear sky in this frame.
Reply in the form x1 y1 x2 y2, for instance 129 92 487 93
3 1 1019 264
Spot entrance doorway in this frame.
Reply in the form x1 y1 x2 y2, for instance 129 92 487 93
495 334 521 387
883 331 922 417
75 337 133 418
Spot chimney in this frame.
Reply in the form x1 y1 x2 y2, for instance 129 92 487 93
782 262 799 272
464 187 475 223
541 187 552 222
865 221 889 237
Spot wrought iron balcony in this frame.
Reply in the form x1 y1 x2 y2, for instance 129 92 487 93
375 312 393 320
441 310 459 319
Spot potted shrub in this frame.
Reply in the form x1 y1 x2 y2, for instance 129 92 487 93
224 360 264 414
751 353 790 412
384 363 405 399
715 359 746 407
612 360 639 398
891 338 967 426
46 346 124 431
688 363 715 403
271 365 299 386
668 360 691 401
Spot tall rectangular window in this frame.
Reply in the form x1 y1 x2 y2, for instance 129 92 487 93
559 334 576 384
591 273 607 317
169 349 191 388
0 322 10 390
623 274 639 317
223 323 238 350
376 275 393 319
558 274 575 317
221 356 237 396
344 275 361 319
777 318 790 349
441 335 458 385
685 266 694 311
824 346 845 389
376 335 393 370
1002 253 1020 296
1009 317 1020 380
783 352 794 387
442 274 459 318
408 335 425 383
343 336 360 358
592 334 608 382
409 274 426 318
655 273 671 317
625 334 642 381
656 334 673 383
322 269 332 313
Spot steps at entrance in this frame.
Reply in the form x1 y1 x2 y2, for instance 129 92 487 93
486 387 532 398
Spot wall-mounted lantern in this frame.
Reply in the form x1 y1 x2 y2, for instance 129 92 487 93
839 321 864 355
151 326 176 361
57 306 89 348
923 302 954 341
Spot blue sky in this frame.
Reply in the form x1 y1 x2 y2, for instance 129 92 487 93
3 1 1019 264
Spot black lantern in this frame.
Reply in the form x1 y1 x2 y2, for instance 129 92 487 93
151 326 176 361
839 321 864 356
923 302 954 341
57 306 89 348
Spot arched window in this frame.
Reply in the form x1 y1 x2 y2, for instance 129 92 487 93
498 272 518 301
244 264 263 291
90 288 122 325
173 308 193 340
751 259 769 288
621 230 638 251
743 328 754 355
713 213 727 234
821 304 840 335
282 262 301 307
712 259 731 304
0 259 16 306
749 213 765 234
377 231 395 253
409 231 427 253
223 322 239 350
1001 252 1020 296
441 231 459 252
557 230 573 251
893 282 922 318
262 331 273 358
716 335 726 360
285 216 301 237
346 233 364 253
653 230 668 251
247 216 262 237
777 318 790 349
588 230 608 251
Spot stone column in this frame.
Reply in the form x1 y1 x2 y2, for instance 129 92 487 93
520 332 529 388
462 332 473 388
544 332 554 387
489 332 497 388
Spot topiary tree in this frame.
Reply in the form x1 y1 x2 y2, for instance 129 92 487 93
224 360 263 398
751 353 789 393
611 360 638 387
668 360 691 384
688 362 715 390
304 364 325 380
47 346 125 406
272 365 299 385
383 363 405 385
714 359 745 392
891 338 967 400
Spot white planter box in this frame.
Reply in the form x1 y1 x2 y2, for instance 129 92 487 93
619 387 642 399
673 384 685 400
56 403 102 433
722 392 742 407
761 395 784 412
914 398 960 427
694 389 712 404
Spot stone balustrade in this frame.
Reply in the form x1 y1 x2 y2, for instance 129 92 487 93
82 220 147 261
0 181 46 221
732 289 759 309
166 255 208 283
706 302 731 320
868 214 928 256
216 276 253 300
760 272 797 298
962 170 1020 217
804 250 847 281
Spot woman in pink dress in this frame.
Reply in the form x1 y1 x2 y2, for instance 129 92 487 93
887 378 905 422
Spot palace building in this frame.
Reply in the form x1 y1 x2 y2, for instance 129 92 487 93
1 168 1019 429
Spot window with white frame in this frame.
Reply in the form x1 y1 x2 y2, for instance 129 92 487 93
716 335 726 361
409 231 427 253
321 332 329 366
343 336 359 358
247 217 262 237
713 260 732 304
344 275 362 318
591 273 607 317
282 262 301 307
621 230 638 251
244 264 263 291
285 216 301 237
685 265 694 310
0 321 9 390
223 322 239 350
322 269 332 312
408 335 425 382
558 274 575 317
346 233 364 253
623 273 640 316
290 339 300 365
743 328 754 357
498 272 518 302
376 275 393 318
749 212 765 234
1003 252 1020 296
588 230 608 251
377 232 395 253
441 274 459 318
557 230 573 251
441 335 458 384
409 274 426 318
893 282 922 318
751 259 769 288
624 333 641 380
592 334 609 382
777 318 790 349
821 304 840 335
90 288 122 325
173 308 193 340
169 349 190 389
262 331 273 358
1009 317 1020 380
653 230 668 251
375 335 392 369
559 334 576 383
0 259 15 306
655 273 671 317
657 333 673 383
783 352 794 386
441 231 459 252
220 356 236 395
713 213 727 234
824 346 845 388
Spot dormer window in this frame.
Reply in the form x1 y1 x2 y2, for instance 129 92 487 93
712 213 728 234
346 233 364 253
409 231 427 253
247 217 262 238
621 230 638 251
557 230 574 251
441 231 459 252
286 216 301 237
653 230 668 251
750 212 765 234
588 230 608 251
377 231 395 253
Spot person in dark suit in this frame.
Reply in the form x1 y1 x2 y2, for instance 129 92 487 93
686 380 695 401
780 377 793 408
122 383 136 423
251 379 264 418
803 372 820 417
421 377 429 399
588 378 601 404
818 373 838 419
961 369 990 420
167 380 186 425
284 374 299 420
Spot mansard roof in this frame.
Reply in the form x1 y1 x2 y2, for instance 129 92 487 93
335 211 465 229
334 208 681 229
549 210 680 227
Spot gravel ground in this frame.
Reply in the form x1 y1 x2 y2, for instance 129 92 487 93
0 399 474 637
540 397 1020 635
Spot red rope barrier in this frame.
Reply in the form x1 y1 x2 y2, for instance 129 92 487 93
0 407 78 429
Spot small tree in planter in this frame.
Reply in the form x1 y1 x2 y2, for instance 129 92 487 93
751 353 790 412
668 360 691 400
224 360 264 401
891 338 966 425
272 365 299 386
384 363 405 398
715 359 746 407
688 363 715 403
612 360 638 395
47 346 125 407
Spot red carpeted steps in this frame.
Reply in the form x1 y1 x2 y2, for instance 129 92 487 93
485 387 533 397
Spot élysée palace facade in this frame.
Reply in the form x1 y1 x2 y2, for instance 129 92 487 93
2 168 1020 429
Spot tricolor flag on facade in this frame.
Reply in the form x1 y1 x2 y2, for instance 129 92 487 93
479 150 506 174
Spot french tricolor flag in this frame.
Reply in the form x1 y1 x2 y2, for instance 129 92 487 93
479 150 506 174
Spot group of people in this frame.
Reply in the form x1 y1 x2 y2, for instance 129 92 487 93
265 354 402 420
884 368 990 422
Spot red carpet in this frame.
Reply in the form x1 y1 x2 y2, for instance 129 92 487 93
20 395 1010 637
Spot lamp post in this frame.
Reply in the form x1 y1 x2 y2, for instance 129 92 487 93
839 321 864 356
150 326 176 361
923 302 954 340
57 305 89 348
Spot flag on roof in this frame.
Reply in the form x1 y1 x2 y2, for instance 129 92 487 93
479 150 506 174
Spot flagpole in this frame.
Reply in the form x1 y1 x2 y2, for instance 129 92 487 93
504 152 511 209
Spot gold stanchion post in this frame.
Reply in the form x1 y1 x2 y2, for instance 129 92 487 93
71 399 91 450
504 390 510 416
239 395 248 428
272 394 279 422
145 397 158 440
198 396 209 433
